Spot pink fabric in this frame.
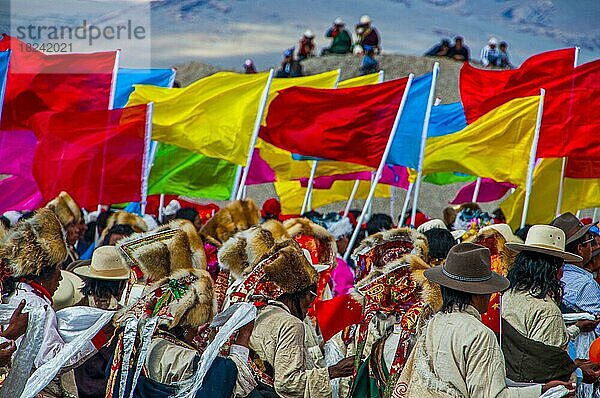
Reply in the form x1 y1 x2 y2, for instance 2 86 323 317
330 256 355 297
0 130 44 213
449 178 515 204
300 165 409 189
246 148 277 185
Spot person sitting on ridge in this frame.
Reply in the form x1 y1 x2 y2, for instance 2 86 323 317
276 47 303 78
359 45 379 75
298 29 316 61
321 17 352 55
355 14 380 54
425 38 451 57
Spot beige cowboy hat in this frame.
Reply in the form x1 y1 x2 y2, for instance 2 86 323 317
417 219 447 234
505 224 582 262
73 246 130 280
424 242 510 295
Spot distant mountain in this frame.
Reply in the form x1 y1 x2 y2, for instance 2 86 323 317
148 0 599 69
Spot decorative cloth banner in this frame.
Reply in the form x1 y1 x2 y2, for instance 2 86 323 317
565 159 600 179
31 105 149 208
460 48 575 124
113 68 175 109
449 178 515 205
0 35 117 130
259 77 409 168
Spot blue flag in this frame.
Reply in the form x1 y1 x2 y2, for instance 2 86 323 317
113 68 176 108
0 50 10 125
388 91 467 169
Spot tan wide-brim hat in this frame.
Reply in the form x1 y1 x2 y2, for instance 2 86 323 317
505 224 583 262
74 246 130 280
417 219 447 234
424 242 510 295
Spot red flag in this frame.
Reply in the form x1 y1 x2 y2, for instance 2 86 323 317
259 77 409 168
31 105 148 208
460 48 575 123
0 35 117 130
565 159 600 179
313 294 363 342
538 87 600 159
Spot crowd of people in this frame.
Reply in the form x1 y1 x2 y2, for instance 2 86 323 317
425 35 513 68
242 15 382 78
0 190 598 397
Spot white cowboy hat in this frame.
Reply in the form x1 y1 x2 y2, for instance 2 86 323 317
505 225 582 262
53 271 84 311
359 15 372 24
479 223 521 243
417 219 447 234
73 245 130 280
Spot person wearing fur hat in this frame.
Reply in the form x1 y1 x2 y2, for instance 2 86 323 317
349 228 438 398
0 208 99 397
46 191 87 267
231 240 354 397
395 243 574 397
502 225 600 384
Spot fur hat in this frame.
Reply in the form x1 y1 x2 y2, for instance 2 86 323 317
116 268 216 329
218 226 276 280
261 240 319 295
284 218 337 267
352 227 428 283
200 199 260 244
103 211 148 235
118 220 207 281
261 219 289 242
46 191 82 226
0 208 67 277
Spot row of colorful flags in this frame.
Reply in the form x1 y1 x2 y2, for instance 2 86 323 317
0 33 599 227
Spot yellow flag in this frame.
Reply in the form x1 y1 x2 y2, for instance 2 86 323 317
422 96 540 186
501 158 600 229
275 180 391 214
337 72 381 88
128 71 269 166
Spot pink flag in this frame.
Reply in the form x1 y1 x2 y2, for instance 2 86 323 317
449 178 515 205
300 165 409 190
247 149 277 185
0 130 43 213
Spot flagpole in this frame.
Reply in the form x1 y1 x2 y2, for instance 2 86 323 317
343 180 361 216
367 170 376 219
472 177 482 202
390 185 396 222
158 194 165 223
301 160 318 215
140 102 154 216
234 69 275 200
593 208 599 222
230 166 243 200
344 73 415 261
520 89 545 229
108 49 121 110
410 62 440 227
555 47 579 216
399 182 414 227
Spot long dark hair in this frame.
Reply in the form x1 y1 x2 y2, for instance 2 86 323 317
507 251 564 303
3 265 58 299
80 278 125 300
440 285 472 313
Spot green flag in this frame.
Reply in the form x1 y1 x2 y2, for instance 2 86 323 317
423 172 476 185
149 143 237 200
